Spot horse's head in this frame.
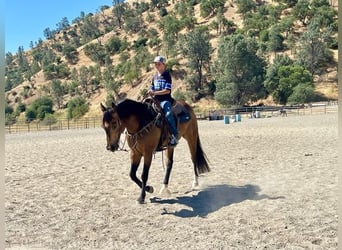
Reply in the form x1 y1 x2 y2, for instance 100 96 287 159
101 102 125 152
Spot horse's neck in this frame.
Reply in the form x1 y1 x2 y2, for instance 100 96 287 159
124 116 140 134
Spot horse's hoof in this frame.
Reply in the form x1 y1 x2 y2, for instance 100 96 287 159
136 198 145 204
146 186 154 193
192 182 199 190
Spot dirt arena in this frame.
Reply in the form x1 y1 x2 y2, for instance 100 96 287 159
5 113 338 249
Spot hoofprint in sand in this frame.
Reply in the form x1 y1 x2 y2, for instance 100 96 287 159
5 113 337 249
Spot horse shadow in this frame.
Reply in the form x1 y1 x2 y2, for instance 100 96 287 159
150 184 282 218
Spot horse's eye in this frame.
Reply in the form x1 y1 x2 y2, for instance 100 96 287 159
112 121 119 129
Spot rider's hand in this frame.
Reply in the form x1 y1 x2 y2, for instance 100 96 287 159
148 90 154 96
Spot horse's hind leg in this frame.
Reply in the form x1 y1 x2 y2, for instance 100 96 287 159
183 134 200 189
159 147 174 196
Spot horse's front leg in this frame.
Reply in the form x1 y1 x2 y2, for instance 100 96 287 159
129 163 142 189
138 159 154 204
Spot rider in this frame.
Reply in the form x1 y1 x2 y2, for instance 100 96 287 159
148 55 178 147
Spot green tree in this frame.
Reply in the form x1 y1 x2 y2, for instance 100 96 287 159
79 66 91 94
272 64 313 104
43 62 71 80
213 34 266 106
25 96 54 121
200 0 225 18
79 14 102 44
311 0 337 27
63 44 79 64
106 36 123 54
292 0 311 25
179 27 212 91
287 83 315 104
264 54 294 95
67 96 89 119
267 25 285 55
103 64 121 100
296 19 333 75
112 0 127 29
83 43 107 65
236 0 256 20
159 15 182 56
50 79 66 109
56 17 70 31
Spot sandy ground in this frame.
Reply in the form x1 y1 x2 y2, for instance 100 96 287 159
5 113 338 250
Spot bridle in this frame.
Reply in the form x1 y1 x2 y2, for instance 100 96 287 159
126 113 161 150
103 110 128 151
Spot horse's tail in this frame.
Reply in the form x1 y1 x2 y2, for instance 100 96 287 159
195 137 210 174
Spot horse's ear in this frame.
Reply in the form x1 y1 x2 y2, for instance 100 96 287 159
100 103 107 112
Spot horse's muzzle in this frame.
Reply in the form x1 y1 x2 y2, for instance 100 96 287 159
106 143 119 152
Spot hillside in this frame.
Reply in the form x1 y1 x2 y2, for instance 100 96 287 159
5 0 338 121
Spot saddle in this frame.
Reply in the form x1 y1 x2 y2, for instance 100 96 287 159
143 97 191 151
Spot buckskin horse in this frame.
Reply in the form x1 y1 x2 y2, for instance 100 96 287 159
101 98 210 204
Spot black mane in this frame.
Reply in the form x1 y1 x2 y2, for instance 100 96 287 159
117 99 156 127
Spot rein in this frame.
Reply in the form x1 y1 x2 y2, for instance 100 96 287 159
126 113 161 150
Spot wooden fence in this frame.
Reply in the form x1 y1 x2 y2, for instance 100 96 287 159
5 117 102 134
203 102 338 120
5 102 338 134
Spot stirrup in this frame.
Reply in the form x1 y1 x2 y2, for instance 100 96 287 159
169 135 178 146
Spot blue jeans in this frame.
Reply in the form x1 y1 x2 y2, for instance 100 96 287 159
160 100 178 136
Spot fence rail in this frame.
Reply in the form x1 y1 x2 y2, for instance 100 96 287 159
200 102 338 120
5 102 338 134
6 117 102 134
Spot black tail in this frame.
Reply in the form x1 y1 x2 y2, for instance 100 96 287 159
195 137 210 174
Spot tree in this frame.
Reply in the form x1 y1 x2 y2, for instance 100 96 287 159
63 44 79 64
264 54 294 95
79 15 102 44
106 36 123 54
103 64 121 100
43 27 55 40
200 0 225 18
213 34 266 106
25 96 54 121
292 0 311 25
267 25 285 55
83 43 107 65
272 64 313 104
179 27 212 91
56 17 70 32
159 15 182 56
287 83 315 104
236 0 256 20
79 66 91 94
67 96 89 119
50 79 66 109
112 0 127 29
296 19 333 75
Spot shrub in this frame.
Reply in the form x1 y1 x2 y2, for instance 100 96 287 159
25 96 54 121
43 113 57 125
159 7 168 17
287 83 315 104
173 89 187 100
67 96 89 119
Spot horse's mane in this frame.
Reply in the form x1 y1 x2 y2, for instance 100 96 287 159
117 99 155 126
